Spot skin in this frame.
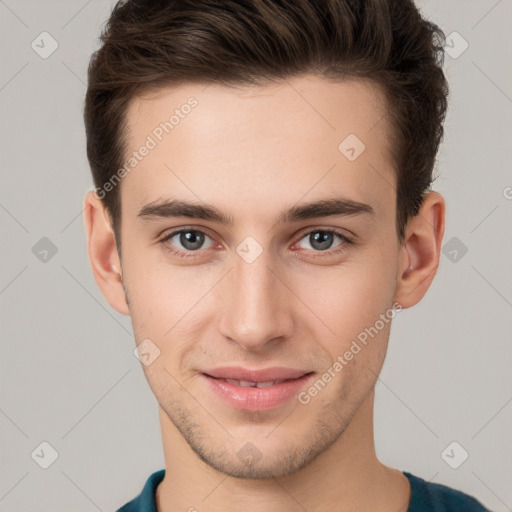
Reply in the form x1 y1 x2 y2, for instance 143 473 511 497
83 74 445 512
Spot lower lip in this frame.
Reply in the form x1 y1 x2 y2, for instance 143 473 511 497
201 373 315 412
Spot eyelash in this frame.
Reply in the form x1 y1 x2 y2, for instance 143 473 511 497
158 227 355 261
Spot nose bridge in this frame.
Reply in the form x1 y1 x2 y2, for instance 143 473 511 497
219 240 292 351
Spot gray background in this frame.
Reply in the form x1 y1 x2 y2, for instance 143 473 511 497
1 0 511 511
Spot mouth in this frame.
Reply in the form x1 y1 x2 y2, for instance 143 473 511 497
214 378 289 388
200 367 315 412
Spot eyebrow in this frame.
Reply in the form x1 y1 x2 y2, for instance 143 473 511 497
137 196 374 225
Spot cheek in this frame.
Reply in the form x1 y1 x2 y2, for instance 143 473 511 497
300 257 396 323
122 248 217 348
290 247 398 360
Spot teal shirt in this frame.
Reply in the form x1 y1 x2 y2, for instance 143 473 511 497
116 469 491 511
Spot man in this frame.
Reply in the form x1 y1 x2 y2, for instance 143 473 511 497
82 0 491 510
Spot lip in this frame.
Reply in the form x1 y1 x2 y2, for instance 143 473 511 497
201 367 315 412
203 366 310 382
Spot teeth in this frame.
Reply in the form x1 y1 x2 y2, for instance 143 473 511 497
226 379 256 387
224 379 284 388
255 380 275 388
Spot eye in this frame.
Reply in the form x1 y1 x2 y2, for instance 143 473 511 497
160 228 216 258
159 227 354 260
295 229 352 254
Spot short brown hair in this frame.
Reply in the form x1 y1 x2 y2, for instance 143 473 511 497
84 0 449 253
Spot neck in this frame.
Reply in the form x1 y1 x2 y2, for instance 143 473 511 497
156 390 410 512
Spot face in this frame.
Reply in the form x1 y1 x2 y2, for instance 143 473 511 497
117 74 403 478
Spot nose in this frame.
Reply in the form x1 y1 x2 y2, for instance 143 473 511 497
218 245 295 352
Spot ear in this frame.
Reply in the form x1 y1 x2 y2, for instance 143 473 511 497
83 190 130 315
394 191 445 308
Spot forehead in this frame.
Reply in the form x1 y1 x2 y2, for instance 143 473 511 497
120 74 395 222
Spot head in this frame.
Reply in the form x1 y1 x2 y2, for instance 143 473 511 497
83 0 448 479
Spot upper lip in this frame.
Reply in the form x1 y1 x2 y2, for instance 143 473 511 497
203 366 311 382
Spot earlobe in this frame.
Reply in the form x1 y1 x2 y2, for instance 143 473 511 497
394 191 445 308
83 190 130 315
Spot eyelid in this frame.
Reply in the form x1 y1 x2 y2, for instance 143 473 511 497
293 224 356 242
